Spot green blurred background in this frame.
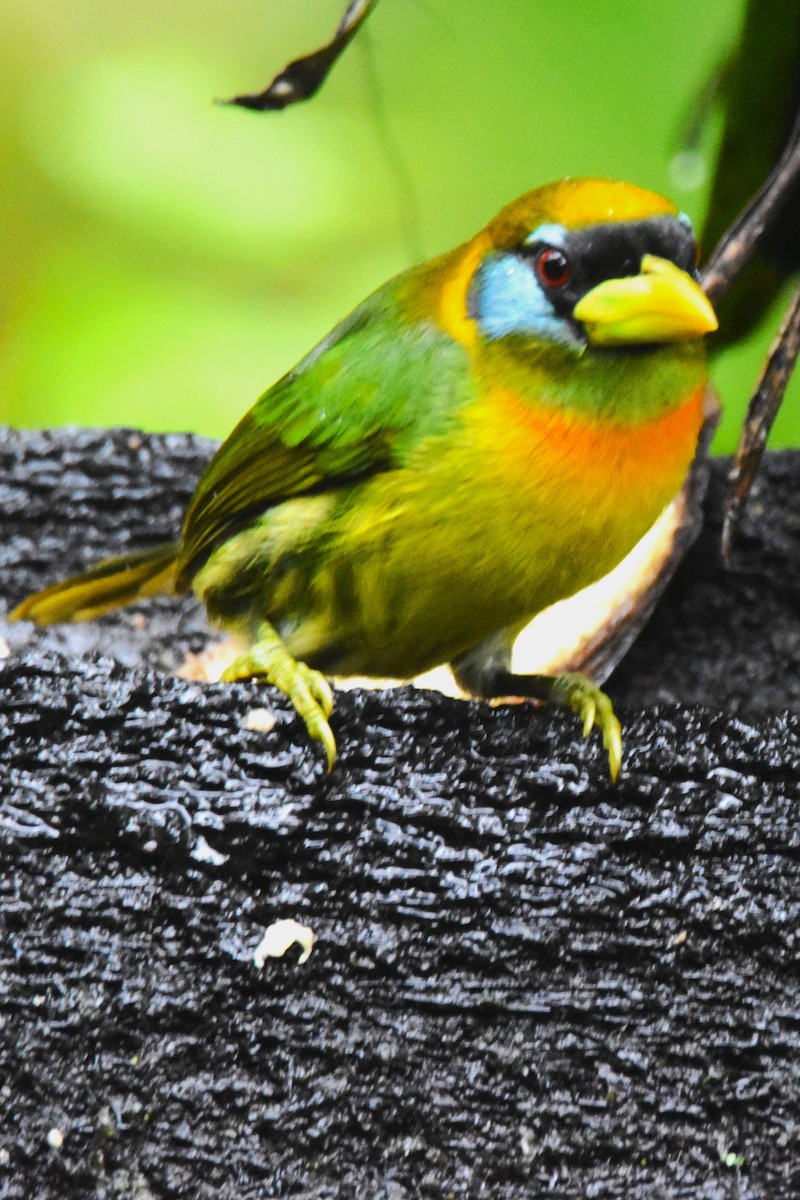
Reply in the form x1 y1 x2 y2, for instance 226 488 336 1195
1 0 796 450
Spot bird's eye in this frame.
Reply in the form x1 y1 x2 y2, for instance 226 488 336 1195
535 247 571 290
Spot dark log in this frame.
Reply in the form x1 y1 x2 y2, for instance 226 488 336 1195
1 426 800 1199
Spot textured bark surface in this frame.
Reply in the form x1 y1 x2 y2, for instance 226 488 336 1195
1 426 800 1199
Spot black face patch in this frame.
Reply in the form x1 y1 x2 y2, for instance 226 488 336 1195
521 215 698 321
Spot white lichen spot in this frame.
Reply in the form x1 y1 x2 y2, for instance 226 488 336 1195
46 1128 64 1150
190 835 228 867
243 707 277 734
254 919 314 968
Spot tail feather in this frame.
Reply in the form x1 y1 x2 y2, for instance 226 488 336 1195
11 542 180 626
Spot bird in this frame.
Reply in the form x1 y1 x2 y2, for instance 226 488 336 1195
11 178 718 780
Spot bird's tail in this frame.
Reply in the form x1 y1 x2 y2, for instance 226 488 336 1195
11 542 181 626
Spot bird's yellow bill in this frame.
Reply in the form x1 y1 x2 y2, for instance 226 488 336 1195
574 254 718 346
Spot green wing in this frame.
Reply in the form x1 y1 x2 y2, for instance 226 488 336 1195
175 276 470 587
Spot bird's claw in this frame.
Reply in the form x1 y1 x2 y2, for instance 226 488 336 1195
292 662 337 771
551 672 623 783
222 625 337 770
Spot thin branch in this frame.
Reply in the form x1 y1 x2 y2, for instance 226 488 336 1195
700 108 800 306
222 0 382 112
722 278 800 561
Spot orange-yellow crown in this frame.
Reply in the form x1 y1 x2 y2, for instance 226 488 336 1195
485 178 678 249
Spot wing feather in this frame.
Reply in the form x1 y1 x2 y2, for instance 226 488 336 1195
175 279 470 587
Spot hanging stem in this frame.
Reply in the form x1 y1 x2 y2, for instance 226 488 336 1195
721 278 800 560
700 109 800 306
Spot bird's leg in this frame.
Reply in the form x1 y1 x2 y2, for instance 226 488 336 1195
221 620 336 770
452 648 622 782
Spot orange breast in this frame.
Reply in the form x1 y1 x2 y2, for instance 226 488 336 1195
492 382 705 503
458 381 707 599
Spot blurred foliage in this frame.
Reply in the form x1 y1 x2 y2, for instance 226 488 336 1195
2 0 797 451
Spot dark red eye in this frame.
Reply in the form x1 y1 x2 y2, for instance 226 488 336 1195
536 247 571 289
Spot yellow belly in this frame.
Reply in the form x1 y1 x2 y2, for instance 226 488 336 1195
275 382 707 678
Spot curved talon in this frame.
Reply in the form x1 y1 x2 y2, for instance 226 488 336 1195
305 707 338 772
603 711 623 784
306 667 334 719
292 664 337 770
221 623 337 770
552 672 623 783
222 658 256 684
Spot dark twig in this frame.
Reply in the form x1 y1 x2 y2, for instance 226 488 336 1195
699 105 800 555
223 0 381 111
700 108 800 306
722 278 800 561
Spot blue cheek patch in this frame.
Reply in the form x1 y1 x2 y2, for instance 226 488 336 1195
470 252 582 348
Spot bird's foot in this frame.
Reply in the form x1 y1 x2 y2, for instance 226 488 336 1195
451 654 623 783
222 623 336 770
549 672 622 782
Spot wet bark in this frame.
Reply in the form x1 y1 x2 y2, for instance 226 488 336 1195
1 426 799 1199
